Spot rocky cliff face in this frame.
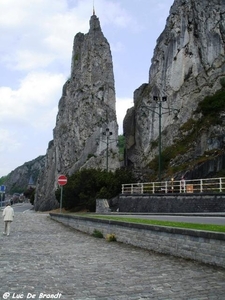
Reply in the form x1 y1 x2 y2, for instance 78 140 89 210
34 14 119 211
2 156 45 195
124 0 225 180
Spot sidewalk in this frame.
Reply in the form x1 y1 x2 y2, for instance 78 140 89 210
0 212 225 300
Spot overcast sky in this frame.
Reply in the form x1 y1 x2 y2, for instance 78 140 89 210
0 0 174 177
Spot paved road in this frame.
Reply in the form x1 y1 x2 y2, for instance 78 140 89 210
1 210 225 300
1 202 33 212
112 214 225 225
11 202 34 213
3 203 225 224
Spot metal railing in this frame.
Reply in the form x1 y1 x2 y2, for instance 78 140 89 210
122 177 225 194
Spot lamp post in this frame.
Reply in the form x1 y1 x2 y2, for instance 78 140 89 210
97 128 117 172
103 128 112 172
143 96 179 181
154 96 166 181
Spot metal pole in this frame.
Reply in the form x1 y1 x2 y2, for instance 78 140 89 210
106 135 109 172
219 177 222 192
159 100 162 181
60 186 63 213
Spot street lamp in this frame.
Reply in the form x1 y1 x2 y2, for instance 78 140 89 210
97 128 117 172
142 96 179 181
103 128 112 172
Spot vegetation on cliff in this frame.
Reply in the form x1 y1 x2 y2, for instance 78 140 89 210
148 84 225 179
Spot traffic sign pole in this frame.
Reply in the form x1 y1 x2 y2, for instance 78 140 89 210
60 186 63 214
58 175 67 213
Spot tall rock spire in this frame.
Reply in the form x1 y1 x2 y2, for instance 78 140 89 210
124 0 225 180
34 14 119 211
93 0 95 15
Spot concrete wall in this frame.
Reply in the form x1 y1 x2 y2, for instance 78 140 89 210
96 199 111 213
119 193 225 213
49 213 225 268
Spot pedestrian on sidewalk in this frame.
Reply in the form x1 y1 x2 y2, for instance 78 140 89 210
2 201 14 236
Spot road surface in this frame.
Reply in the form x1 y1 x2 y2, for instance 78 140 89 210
112 214 225 225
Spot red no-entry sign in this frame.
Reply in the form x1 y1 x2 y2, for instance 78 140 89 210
58 175 67 186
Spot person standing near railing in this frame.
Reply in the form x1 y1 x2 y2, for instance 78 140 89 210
181 176 186 192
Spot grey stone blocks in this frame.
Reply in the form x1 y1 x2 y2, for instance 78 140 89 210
50 213 225 268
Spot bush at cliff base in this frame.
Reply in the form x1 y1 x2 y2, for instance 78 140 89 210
55 168 135 212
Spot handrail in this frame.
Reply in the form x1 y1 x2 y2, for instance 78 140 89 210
121 177 225 194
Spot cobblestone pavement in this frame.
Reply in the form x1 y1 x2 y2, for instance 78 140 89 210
1 212 225 300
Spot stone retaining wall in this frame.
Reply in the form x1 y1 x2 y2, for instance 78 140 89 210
119 193 225 213
49 213 225 268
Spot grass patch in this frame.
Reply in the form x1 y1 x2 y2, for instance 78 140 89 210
87 215 225 233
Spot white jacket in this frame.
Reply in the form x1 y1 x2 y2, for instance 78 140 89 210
2 205 14 221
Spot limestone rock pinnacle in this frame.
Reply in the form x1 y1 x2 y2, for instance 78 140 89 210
34 14 119 211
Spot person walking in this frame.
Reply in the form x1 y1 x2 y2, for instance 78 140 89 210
2 201 14 236
180 176 186 192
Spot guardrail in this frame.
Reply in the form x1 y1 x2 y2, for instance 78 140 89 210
122 177 225 194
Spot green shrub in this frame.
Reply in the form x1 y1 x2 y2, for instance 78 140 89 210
92 229 104 238
196 89 225 118
118 135 125 160
220 77 225 88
